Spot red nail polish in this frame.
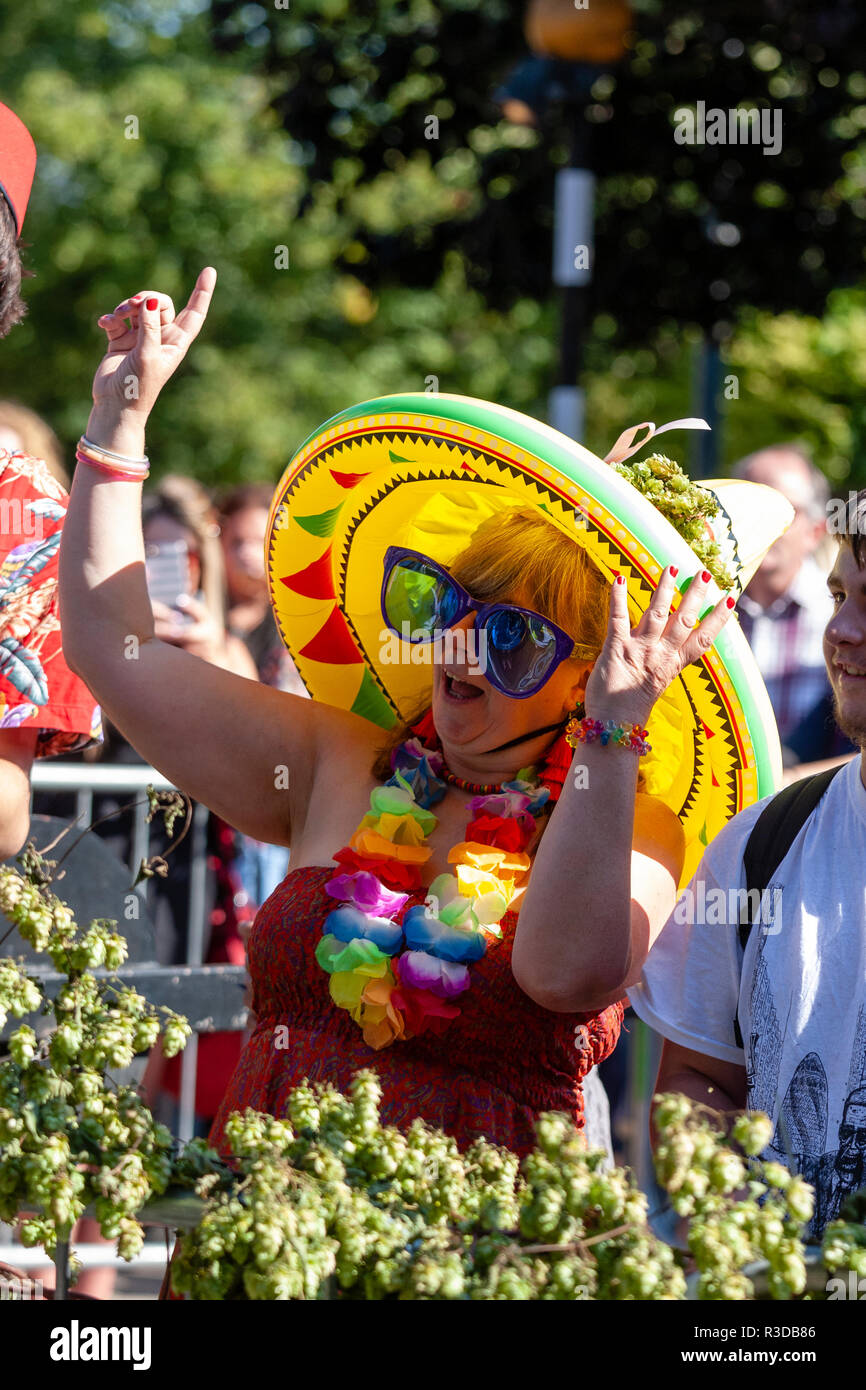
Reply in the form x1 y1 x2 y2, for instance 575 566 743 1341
669 565 679 578
615 574 625 586
145 297 158 311
726 596 736 609
701 570 711 583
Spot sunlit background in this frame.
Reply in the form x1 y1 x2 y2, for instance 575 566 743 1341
0 2 863 481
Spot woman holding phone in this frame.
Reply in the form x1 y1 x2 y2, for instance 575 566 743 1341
144 475 256 680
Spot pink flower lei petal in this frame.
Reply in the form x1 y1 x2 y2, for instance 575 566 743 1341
469 790 532 819
325 870 409 916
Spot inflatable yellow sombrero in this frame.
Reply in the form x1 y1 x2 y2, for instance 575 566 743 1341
266 393 793 887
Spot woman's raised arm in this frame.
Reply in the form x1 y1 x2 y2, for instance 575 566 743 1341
512 567 735 1013
58 269 323 845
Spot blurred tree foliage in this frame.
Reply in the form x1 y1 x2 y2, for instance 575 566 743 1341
0 0 555 485
213 0 866 331
584 291 866 484
0 0 863 487
592 0 866 340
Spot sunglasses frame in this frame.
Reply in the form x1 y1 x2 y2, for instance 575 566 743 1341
380 545 580 699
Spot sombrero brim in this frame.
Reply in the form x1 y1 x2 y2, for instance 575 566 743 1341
267 392 792 887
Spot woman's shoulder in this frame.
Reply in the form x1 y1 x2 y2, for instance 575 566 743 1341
309 701 389 762
264 687 386 763
632 791 687 881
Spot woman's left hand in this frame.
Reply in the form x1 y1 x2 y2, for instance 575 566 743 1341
91 268 216 426
584 565 735 728
151 594 226 665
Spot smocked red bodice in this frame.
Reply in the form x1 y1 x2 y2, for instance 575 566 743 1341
209 865 623 1158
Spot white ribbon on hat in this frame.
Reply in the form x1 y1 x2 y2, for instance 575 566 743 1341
603 417 711 466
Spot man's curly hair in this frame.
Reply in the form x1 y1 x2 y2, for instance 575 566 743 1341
0 196 30 338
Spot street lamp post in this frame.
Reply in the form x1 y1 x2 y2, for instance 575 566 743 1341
496 0 632 442
550 95 595 442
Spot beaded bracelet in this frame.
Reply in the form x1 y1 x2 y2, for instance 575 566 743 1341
564 712 652 757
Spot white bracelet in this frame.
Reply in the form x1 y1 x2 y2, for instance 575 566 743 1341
79 434 149 467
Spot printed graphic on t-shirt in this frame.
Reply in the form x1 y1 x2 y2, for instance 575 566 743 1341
746 943 782 1127
748 987 866 1235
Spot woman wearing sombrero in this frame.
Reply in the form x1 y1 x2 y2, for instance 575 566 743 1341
60 269 791 1158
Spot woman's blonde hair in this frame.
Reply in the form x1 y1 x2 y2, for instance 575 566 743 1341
372 508 609 779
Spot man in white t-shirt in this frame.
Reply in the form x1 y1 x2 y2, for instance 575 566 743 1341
628 488 866 1235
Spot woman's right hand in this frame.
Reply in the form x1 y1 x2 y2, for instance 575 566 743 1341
584 565 736 728
88 266 217 436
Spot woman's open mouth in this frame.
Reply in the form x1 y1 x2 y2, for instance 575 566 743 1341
443 672 483 701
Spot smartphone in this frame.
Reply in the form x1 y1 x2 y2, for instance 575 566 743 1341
145 540 195 626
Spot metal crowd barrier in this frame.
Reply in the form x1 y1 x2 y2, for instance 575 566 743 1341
0 762 248 1282
23 761 249 1143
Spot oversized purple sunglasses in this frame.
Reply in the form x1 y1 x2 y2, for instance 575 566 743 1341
381 546 586 699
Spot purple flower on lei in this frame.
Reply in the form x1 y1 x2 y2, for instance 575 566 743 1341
388 737 447 809
501 778 550 818
325 870 408 917
468 790 532 820
398 950 470 998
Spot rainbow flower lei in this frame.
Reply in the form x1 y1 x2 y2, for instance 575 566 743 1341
315 735 552 1050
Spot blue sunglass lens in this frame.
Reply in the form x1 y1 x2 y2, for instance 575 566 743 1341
487 608 527 652
438 583 460 627
484 607 558 695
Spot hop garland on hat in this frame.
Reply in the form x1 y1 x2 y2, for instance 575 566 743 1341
315 713 573 1050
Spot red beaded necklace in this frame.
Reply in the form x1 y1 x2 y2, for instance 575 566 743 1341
438 764 508 795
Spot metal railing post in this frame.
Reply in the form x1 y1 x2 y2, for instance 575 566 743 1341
177 800 211 1143
131 791 151 905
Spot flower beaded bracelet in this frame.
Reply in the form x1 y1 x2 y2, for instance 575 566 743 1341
564 710 651 757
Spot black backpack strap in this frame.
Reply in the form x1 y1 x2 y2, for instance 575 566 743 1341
740 764 844 947
730 762 845 1049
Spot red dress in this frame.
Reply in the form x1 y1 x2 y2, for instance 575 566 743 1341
209 864 623 1158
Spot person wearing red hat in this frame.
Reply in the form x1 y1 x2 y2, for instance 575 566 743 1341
0 101 102 857
0 99 36 335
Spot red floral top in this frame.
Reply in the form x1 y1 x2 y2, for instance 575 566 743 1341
0 451 101 755
209 865 624 1159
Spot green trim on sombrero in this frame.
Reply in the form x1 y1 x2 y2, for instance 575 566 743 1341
267 392 789 888
350 665 398 728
